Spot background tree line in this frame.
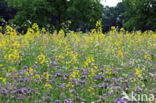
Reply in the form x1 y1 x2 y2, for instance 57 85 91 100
0 0 155 32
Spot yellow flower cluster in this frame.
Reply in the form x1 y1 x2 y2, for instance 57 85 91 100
44 83 52 89
0 77 7 85
0 22 155 94
135 68 142 78
43 72 50 82
26 67 34 76
105 67 112 78
5 26 17 35
144 54 152 61
37 54 48 64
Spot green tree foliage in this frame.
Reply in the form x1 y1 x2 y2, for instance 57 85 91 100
0 0 16 23
123 0 156 31
5 0 103 31
67 0 103 31
102 2 125 32
5 0 50 27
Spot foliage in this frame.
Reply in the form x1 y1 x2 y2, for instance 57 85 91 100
5 0 103 31
123 0 156 31
67 0 103 31
102 2 125 32
0 0 16 24
5 0 50 27
0 24 156 102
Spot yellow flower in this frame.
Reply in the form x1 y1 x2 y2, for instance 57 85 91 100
120 28 125 31
41 28 46 33
131 78 136 82
117 50 124 58
37 54 46 64
0 77 7 84
144 54 152 61
111 26 116 30
5 25 17 35
137 74 141 78
0 64 3 67
135 68 142 78
26 72 29 76
88 88 91 92
46 73 50 82
32 23 39 31
26 67 34 76
33 74 41 80
135 68 142 74
92 93 95 96
44 83 52 89
2 78 7 84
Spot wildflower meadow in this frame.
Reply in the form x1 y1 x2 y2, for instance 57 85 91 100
0 22 156 103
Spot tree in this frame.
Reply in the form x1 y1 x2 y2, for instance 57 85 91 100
123 0 156 31
115 2 125 28
0 0 16 25
102 2 125 32
67 0 103 31
5 0 50 27
5 0 103 31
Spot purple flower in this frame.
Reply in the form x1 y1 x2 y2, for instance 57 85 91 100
22 65 28 69
60 83 65 89
75 96 86 102
24 77 28 83
68 89 76 93
64 98 72 103
102 94 108 98
42 96 52 102
114 97 127 103
17 94 24 100
11 88 31 95
32 64 38 68
0 88 8 94
7 83 13 90
46 96 52 102
92 85 97 88
64 73 69 79
83 69 88 74
98 82 108 88
55 73 62 77
112 71 118 75
80 75 86 79
154 64 156 68
79 98 86 102
99 68 104 71
55 99 61 103
135 87 142 93
79 80 85 84
95 75 104 80
54 61 58 65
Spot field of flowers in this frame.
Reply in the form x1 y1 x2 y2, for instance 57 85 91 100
0 22 156 103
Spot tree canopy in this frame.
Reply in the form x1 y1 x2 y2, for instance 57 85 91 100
1 0 155 32
0 0 16 23
123 0 156 31
102 2 125 32
5 0 103 31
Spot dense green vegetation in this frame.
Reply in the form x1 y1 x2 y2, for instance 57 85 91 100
4 0 103 31
0 0 16 23
0 0 155 32
123 0 156 31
